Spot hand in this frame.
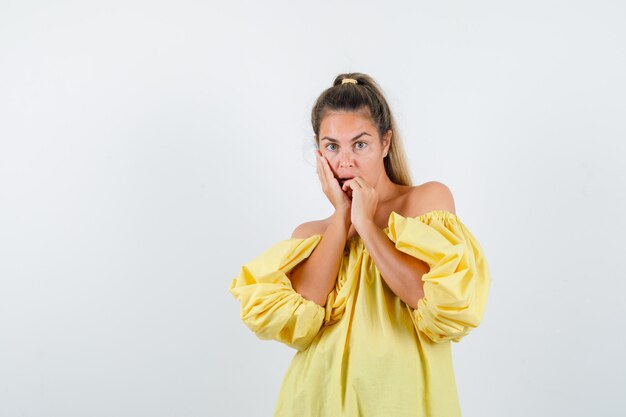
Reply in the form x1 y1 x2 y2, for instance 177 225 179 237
315 150 352 215
341 176 378 232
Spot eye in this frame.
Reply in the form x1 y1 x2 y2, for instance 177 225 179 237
326 143 338 151
355 141 367 150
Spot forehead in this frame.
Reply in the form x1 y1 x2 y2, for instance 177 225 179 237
319 111 377 140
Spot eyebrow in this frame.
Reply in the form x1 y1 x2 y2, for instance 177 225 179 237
320 132 372 143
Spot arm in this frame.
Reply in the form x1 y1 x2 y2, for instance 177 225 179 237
287 150 353 307
359 224 429 308
288 209 350 307
359 182 456 309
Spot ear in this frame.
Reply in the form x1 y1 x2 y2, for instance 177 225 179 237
383 130 392 156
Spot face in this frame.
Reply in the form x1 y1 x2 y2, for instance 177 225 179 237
317 110 391 188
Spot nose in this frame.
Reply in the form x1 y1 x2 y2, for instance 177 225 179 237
338 149 354 168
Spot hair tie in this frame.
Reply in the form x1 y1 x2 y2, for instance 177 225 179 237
341 78 358 85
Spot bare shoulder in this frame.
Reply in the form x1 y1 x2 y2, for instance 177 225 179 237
290 218 328 239
406 181 456 216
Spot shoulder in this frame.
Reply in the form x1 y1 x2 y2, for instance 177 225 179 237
406 181 456 216
290 219 327 239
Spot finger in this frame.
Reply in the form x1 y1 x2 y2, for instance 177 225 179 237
342 179 360 193
320 155 336 183
319 153 330 177
316 154 325 184
343 178 362 190
352 176 368 188
316 150 324 166
342 181 353 195
315 153 320 176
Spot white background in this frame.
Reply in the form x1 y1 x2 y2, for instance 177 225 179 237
1 1 625 416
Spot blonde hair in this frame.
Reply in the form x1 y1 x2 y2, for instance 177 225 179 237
311 72 413 186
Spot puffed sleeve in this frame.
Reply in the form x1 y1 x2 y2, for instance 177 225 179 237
385 210 491 343
228 235 326 351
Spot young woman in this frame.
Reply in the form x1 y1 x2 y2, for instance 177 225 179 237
229 72 491 417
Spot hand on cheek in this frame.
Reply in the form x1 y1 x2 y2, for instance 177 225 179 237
315 150 352 213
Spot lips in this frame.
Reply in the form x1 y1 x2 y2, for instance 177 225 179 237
338 176 355 186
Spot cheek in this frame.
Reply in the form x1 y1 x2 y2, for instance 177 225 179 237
359 153 377 164
322 153 340 172
323 152 339 165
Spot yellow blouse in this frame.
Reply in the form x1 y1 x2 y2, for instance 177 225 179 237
229 210 490 417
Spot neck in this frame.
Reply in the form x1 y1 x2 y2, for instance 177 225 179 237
373 170 400 204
